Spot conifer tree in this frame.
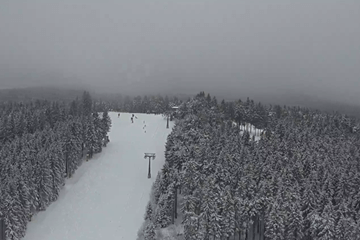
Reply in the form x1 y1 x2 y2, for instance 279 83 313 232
82 91 92 116
144 202 153 221
143 221 156 240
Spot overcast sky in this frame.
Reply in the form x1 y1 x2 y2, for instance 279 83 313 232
0 1 359 104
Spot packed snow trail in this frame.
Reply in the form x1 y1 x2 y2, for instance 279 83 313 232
23 112 173 240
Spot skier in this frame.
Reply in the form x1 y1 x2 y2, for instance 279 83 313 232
118 113 120 118
131 117 134 123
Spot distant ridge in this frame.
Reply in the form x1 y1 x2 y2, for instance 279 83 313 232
1 86 359 118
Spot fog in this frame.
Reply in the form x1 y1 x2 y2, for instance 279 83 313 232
1 1 359 106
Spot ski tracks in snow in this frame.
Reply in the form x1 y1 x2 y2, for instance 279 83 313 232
23 112 173 240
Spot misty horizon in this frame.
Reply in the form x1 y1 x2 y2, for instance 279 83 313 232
1 1 359 107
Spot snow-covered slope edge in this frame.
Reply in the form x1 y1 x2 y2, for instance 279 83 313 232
22 112 173 240
136 96 264 240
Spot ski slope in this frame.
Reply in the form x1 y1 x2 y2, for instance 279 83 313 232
23 112 173 240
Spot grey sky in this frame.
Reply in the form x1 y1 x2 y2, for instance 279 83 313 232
0 1 359 105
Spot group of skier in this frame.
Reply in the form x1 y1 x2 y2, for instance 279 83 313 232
117 113 146 133
118 113 137 123
131 114 137 123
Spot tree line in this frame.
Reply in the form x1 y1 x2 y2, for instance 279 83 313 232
94 94 183 114
138 92 360 240
0 91 111 240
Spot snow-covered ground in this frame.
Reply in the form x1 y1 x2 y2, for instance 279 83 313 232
23 112 173 240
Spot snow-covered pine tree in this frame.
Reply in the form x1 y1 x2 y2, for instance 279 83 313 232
182 211 199 240
152 172 162 205
143 221 156 240
101 110 111 139
81 91 93 117
69 99 80 117
198 180 214 240
7 182 27 240
265 202 286 240
286 193 304 240
144 202 153 221
313 203 336 240
92 112 103 153
85 118 97 159
48 140 65 201
221 187 235 239
63 121 82 177
17 146 32 222
37 148 52 211
335 213 358 240
153 189 173 228
133 96 143 113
